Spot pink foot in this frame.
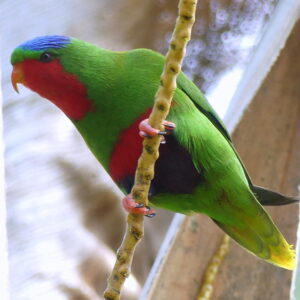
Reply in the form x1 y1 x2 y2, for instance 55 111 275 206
122 194 156 218
139 119 176 138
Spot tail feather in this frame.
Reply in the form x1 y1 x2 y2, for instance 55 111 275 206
212 200 296 270
252 185 299 206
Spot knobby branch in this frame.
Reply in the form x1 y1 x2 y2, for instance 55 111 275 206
104 1 198 299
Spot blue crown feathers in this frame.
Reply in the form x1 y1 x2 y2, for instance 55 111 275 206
19 35 71 51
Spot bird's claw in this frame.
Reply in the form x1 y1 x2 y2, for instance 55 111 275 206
139 119 176 142
122 194 156 217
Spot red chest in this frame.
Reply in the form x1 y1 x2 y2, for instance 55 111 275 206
109 109 151 182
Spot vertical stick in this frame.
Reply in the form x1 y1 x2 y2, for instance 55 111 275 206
196 235 230 300
103 1 198 299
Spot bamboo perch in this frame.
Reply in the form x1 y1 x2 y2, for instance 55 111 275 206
103 1 198 299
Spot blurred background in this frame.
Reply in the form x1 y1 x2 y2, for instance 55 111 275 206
0 0 298 299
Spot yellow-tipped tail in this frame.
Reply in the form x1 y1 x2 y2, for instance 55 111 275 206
214 215 296 270
266 243 295 270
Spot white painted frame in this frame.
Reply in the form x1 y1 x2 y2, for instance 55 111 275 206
0 67 9 300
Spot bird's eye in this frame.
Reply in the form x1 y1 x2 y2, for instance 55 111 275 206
40 52 53 63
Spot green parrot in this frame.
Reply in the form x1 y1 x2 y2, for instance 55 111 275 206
11 35 298 270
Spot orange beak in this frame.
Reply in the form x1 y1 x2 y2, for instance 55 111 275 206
11 63 26 93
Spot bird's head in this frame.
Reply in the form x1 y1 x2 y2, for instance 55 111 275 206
11 35 72 93
11 35 93 120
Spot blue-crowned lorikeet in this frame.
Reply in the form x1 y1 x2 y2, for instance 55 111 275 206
11 35 298 270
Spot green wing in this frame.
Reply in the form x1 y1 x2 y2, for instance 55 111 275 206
176 72 298 206
176 72 253 181
177 72 231 141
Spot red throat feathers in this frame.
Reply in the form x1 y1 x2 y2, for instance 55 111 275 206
14 59 93 120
